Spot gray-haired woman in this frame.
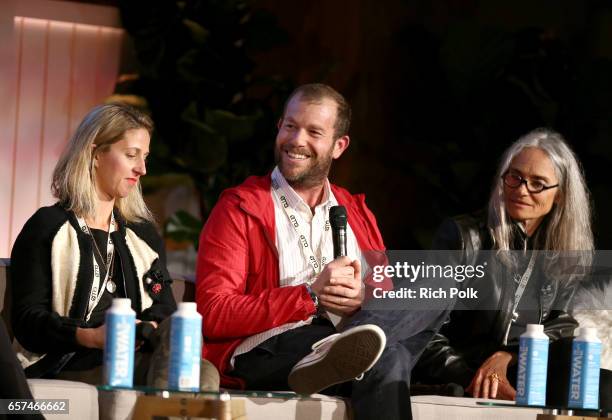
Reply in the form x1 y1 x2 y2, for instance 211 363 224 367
415 128 597 402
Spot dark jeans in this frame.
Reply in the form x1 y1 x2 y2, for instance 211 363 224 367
233 308 450 420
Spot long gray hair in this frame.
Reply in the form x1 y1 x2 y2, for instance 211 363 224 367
488 128 594 253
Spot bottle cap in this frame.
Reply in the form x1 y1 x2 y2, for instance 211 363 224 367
111 298 131 309
526 323 544 333
178 302 197 312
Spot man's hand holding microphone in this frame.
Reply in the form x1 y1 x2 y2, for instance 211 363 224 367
310 206 363 316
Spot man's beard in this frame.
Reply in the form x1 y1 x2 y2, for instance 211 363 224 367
274 146 333 189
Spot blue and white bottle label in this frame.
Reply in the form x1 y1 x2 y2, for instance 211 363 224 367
568 341 601 409
168 316 202 391
104 313 136 387
516 337 549 406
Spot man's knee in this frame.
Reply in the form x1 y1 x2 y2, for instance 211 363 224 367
366 342 414 383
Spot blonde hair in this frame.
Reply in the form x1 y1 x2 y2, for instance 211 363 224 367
52 103 154 223
488 128 594 253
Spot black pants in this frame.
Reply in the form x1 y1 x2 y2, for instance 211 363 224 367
233 317 339 391
233 308 450 420
56 319 167 386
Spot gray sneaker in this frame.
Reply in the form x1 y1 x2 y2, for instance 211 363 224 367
288 324 386 395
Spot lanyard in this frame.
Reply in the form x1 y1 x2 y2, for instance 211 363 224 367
76 212 117 317
271 179 331 282
502 250 537 345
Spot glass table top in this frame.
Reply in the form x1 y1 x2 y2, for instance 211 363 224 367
97 384 346 402
476 400 607 417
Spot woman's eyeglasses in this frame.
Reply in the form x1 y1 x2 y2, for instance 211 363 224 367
502 172 559 194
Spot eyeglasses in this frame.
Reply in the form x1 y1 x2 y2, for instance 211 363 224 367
502 172 559 194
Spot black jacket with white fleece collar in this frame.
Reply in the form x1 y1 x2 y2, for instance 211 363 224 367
10 203 176 377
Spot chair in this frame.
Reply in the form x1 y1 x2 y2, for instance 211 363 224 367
0 258 12 338
0 259 100 420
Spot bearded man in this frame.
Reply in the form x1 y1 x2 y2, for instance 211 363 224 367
195 84 447 420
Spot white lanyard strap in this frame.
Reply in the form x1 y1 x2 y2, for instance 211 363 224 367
512 251 537 313
271 179 330 280
502 250 537 345
76 212 117 315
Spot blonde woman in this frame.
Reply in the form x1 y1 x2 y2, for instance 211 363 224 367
10 103 176 382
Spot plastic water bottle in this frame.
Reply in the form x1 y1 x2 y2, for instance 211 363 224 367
516 323 549 406
568 327 601 410
168 302 203 391
104 298 136 387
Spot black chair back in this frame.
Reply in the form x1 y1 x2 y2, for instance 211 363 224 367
0 259 12 340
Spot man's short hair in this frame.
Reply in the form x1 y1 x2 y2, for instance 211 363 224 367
283 83 351 139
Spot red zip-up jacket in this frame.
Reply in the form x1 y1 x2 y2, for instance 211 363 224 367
196 174 388 388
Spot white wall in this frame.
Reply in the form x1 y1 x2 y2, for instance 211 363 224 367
0 0 124 257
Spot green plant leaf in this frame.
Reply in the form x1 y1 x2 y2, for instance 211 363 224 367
204 109 261 143
165 210 203 249
183 18 209 46
176 115 228 173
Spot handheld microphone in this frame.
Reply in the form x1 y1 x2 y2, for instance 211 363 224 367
330 206 347 259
